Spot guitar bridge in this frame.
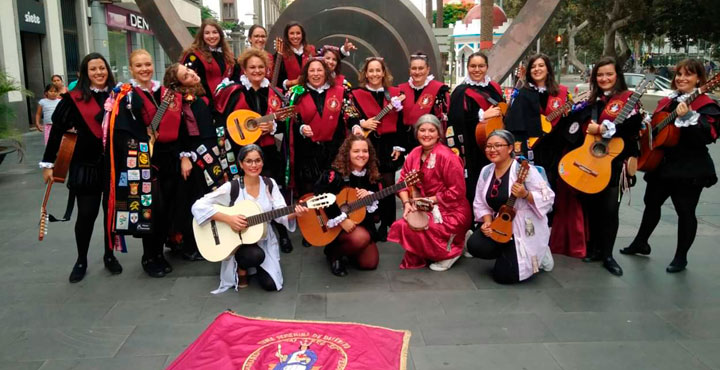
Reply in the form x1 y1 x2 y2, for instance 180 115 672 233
572 161 598 176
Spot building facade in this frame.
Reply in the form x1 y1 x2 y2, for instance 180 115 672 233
0 0 201 131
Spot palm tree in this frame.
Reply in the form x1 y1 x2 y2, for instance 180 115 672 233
480 0 493 50
0 70 30 165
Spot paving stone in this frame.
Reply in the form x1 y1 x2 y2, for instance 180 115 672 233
656 309 720 339
387 269 476 292
294 293 326 320
115 324 207 357
37 355 167 370
418 312 557 345
0 361 45 370
98 297 207 327
410 344 562 370
538 312 685 342
0 327 134 362
677 340 720 369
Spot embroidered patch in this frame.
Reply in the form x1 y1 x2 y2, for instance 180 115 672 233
447 137 455 147
226 152 235 163
220 158 228 169
216 127 225 138
129 200 141 211
126 157 137 169
127 138 138 149
115 201 127 210
141 194 152 207
128 170 140 181
136 223 151 232
142 182 151 194
141 169 151 180
328 170 335 183
128 150 137 157
203 153 214 164
212 146 220 156
116 211 129 230
196 144 207 155
203 170 214 186
196 160 205 169
139 142 149 152
551 98 561 109
129 182 139 196
229 164 238 174
451 148 461 156
118 172 128 187
212 165 222 176
446 126 455 137
270 96 281 109
569 121 580 134
224 139 232 151
418 93 434 109
604 100 624 118
327 96 341 112
129 212 139 224
142 209 152 220
138 153 150 168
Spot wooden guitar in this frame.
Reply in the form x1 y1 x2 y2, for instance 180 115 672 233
638 73 720 171
474 101 508 148
270 37 283 89
225 106 296 146
298 170 421 246
529 91 591 148
193 193 335 262
489 160 530 243
39 132 77 241
361 94 406 137
558 75 655 194
147 88 176 157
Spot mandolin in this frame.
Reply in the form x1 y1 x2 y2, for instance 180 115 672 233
489 160 530 243
39 132 77 241
298 170 421 246
530 91 591 148
225 106 296 146
193 192 335 262
361 94 406 137
638 73 720 171
558 75 655 194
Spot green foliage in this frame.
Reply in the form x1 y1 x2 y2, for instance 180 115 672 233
432 3 475 26
0 70 30 161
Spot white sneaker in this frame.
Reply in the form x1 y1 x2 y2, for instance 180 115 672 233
463 231 473 258
539 249 554 272
463 248 474 258
429 254 461 272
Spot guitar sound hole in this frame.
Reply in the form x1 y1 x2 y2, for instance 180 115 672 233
339 204 350 213
590 142 608 157
246 119 258 131
501 214 511 221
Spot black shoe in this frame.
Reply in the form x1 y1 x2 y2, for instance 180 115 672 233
156 254 173 274
142 257 166 278
620 241 651 256
181 250 205 261
69 262 87 283
602 257 623 276
103 255 123 275
582 250 602 262
280 238 294 253
666 259 687 273
330 259 348 277
302 238 312 248
376 226 388 242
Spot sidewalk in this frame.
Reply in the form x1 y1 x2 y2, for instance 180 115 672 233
1 132 719 369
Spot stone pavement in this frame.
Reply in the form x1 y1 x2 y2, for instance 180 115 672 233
1 132 720 370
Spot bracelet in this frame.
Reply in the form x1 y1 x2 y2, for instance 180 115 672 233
402 200 410 205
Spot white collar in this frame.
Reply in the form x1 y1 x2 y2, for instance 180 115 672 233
209 46 222 53
669 89 696 101
307 82 331 94
240 75 270 90
409 74 435 90
292 46 304 55
528 82 547 93
351 169 367 176
366 85 385 93
90 86 108 93
463 75 491 87
603 91 612 96
130 79 161 92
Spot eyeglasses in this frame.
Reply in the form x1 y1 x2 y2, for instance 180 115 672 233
484 144 510 151
242 158 263 165
489 177 502 198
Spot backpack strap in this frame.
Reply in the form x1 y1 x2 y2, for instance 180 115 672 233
229 179 240 207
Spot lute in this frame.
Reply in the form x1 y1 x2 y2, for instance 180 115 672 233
489 160 530 243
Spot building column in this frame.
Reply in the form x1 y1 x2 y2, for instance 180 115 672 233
0 0 27 131
44 0 66 78
153 38 166 81
90 1 109 59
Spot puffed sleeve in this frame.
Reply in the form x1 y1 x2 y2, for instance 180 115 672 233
473 165 493 221
522 166 555 219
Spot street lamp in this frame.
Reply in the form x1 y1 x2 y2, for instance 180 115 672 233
555 32 563 83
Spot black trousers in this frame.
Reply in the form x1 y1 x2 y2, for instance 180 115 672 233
580 186 621 259
141 150 180 259
74 190 112 263
466 231 520 284
235 244 277 291
633 179 703 263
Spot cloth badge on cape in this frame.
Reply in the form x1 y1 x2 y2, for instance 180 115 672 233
129 200 141 211
212 165 222 176
128 150 138 157
141 169 151 180
203 153 214 164
203 170 214 186
129 182 139 196
196 144 207 155
196 160 205 169
224 139 232 151
216 127 225 138
116 211 129 230
419 93 434 109
212 146 220 156
129 212 139 224
115 201 127 210
142 182 151 193
142 209 152 220
226 152 235 163
446 126 455 137
127 138 138 149
229 164 238 174
569 122 580 134
141 194 152 207
220 158 228 169
126 157 137 169
118 172 128 187
138 153 150 168
139 142 149 152
128 170 140 181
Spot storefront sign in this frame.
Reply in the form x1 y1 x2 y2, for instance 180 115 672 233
17 0 45 34
106 4 154 35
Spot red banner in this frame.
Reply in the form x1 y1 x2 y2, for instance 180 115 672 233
168 312 411 370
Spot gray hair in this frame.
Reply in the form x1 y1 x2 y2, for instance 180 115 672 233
487 129 515 146
237 144 264 163
414 114 442 137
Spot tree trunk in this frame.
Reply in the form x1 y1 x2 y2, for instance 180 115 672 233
615 32 631 67
426 0 433 25
602 0 632 58
567 20 589 74
480 0 494 49
436 0 444 28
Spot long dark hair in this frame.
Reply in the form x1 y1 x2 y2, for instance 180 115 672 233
298 58 335 87
184 19 235 69
76 53 116 102
589 56 628 102
525 54 559 96
466 51 488 68
282 21 309 56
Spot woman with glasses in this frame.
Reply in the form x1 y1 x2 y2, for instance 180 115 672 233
350 56 404 241
247 25 275 80
466 130 555 284
447 52 505 204
388 114 471 272
397 51 450 150
192 145 308 292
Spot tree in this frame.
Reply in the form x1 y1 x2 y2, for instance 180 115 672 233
432 3 474 27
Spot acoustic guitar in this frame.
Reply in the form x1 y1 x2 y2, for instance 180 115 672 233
298 170 421 246
39 132 77 241
147 88 176 157
193 193 335 262
225 106 296 146
558 75 655 194
361 94 406 137
529 91 591 148
638 73 720 171
474 101 507 148
489 160 530 243
270 37 283 89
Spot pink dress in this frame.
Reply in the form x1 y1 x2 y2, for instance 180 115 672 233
388 144 472 268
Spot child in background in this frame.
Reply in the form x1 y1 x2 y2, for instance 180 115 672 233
35 84 61 144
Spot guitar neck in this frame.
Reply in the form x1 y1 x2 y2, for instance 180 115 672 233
271 51 283 88
246 201 303 227
653 90 702 135
347 181 407 212
614 90 645 126
375 103 395 121
546 99 573 122
151 100 170 131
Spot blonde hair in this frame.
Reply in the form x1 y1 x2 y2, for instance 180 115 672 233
358 58 393 88
238 48 269 70
129 49 152 64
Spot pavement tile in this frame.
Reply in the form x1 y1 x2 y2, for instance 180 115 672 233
677 340 720 369
37 355 167 370
437 289 564 314
537 312 686 342
418 312 557 345
545 341 712 370
545 286 681 312
297 270 391 293
410 344 562 370
0 301 115 330
656 309 720 339
115 324 207 357
387 269 476 292
0 362 45 370
98 297 207 327
294 293 326 320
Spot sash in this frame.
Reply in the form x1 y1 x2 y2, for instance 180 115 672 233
296 85 344 142
598 90 634 123
70 89 103 139
193 51 233 95
542 85 569 125
398 80 443 126
136 86 183 143
351 87 401 135
282 45 316 81
334 74 345 86
464 80 504 111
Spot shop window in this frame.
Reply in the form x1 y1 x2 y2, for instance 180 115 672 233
109 30 130 82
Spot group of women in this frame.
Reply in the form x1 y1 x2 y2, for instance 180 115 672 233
40 17 719 290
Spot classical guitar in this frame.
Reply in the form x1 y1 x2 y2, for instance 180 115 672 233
361 94 406 137
638 73 720 171
147 88 176 157
474 101 508 148
225 106 296 146
298 170 421 246
558 75 655 194
529 91 591 148
39 132 77 241
193 193 335 262
489 160 530 243
270 37 283 89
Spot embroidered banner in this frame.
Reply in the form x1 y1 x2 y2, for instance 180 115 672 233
167 311 411 370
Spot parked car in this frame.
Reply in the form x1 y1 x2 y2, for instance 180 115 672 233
573 73 673 97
